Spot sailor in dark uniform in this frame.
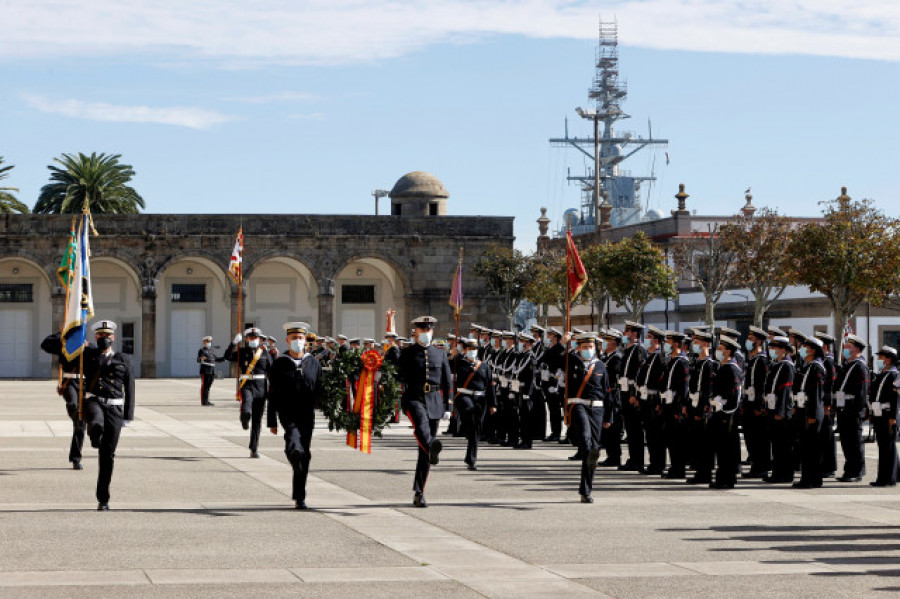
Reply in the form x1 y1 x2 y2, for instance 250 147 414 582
337 334 349 355
197 335 224 406
562 332 609 503
511 332 536 449
450 337 497 470
661 330 690 479
793 337 827 488
762 336 796 484
709 336 743 489
42 320 135 510
384 332 401 366
742 326 770 478
397 316 452 507
539 328 566 443
718 327 745 372
225 327 273 458
619 321 648 471
686 329 716 484
636 325 667 475
267 322 323 509
599 328 624 467
835 334 869 482
869 346 899 487
529 324 548 443
813 331 838 477
39 339 85 469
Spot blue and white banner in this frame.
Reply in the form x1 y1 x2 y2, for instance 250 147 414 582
61 213 94 360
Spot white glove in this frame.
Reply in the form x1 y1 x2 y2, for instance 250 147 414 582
442 411 452 421
232 334 242 345
122 420 132 427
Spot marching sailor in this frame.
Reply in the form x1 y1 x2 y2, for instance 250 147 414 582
225 327 273 458
451 337 497 470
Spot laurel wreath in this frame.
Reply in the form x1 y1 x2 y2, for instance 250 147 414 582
320 349 400 437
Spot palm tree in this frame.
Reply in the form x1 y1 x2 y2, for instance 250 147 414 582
33 152 145 214
0 157 29 214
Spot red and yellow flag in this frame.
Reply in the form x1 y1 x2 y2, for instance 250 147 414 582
566 230 587 301
347 350 383 454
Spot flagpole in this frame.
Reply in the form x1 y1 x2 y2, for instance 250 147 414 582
564 224 571 426
453 247 462 395
236 231 243 402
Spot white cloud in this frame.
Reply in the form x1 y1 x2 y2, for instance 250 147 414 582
1 1 898 64
23 94 234 129
224 92 319 104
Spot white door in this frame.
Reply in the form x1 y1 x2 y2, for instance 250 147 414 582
170 309 205 377
341 308 376 340
0 309 33 377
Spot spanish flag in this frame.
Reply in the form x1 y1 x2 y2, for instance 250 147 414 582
227 228 243 284
566 230 587 302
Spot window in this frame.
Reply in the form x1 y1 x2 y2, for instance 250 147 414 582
392 204 401 216
883 330 900 351
171 283 206 303
121 322 135 355
0 283 33 303
429 202 438 216
342 285 375 304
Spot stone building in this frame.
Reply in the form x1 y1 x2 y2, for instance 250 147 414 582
0 172 513 378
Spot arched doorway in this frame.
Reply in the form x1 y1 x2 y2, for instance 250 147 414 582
91 257 143 372
244 256 317 347
333 257 408 341
0 257 53 378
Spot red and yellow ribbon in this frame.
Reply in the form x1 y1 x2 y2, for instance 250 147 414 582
347 350 383 453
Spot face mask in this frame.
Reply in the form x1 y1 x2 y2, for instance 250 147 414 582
691 343 701 355
663 342 672 355
466 350 478 360
642 339 651 350
601 341 610 353
875 359 885 374
492 339 499 349
290 339 305 353
621 336 629 347
204 343 211 349
745 340 754 352
479 338 486 346
97 337 112 351
842 348 852 360
768 349 778 361
248 339 259 349
418 331 433 346
798 347 808 359
581 348 595 361
715 349 724 361
569 341 576 350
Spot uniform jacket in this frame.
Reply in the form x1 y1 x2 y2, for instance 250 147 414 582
689 356 717 415
743 352 769 410
834 356 869 418
822 354 837 408
603 350 623 416
565 352 610 422
224 343 272 397
397 343 453 419
512 349 535 397
764 357 795 419
266 353 323 429
451 355 497 409
712 360 742 415
197 346 224 375
635 349 666 404
793 359 826 422
662 353 690 410
869 366 899 420
385 345 401 367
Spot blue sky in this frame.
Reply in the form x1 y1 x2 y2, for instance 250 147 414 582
1 1 898 250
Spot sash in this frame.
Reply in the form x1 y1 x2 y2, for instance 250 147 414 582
347 350 383 454
238 348 264 389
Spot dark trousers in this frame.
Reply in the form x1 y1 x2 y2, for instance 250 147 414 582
456 395 485 466
769 417 795 482
498 392 517 444
623 400 644 467
644 403 666 471
513 395 533 447
820 412 837 475
241 389 266 452
712 414 738 485
745 410 771 474
689 415 713 481
837 410 866 477
404 400 439 494
604 410 623 463
663 407 687 476
798 416 823 486
569 404 603 496
200 372 214 404
83 399 123 503
546 391 563 438
282 418 314 501
531 389 547 441
62 385 85 464
873 417 899 485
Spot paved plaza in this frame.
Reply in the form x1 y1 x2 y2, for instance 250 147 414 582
1 379 899 598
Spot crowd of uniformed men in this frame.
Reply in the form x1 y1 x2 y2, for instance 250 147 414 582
40 313 900 511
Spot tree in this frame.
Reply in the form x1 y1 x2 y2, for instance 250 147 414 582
523 250 562 327
672 224 737 326
34 152 145 214
719 209 796 327
790 188 900 346
580 243 615 329
0 157 29 214
605 232 678 322
473 244 531 329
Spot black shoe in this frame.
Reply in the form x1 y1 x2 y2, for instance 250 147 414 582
599 458 621 467
836 475 862 483
428 440 442 465
413 493 428 508
97 503 109 511
709 482 735 489
569 452 586 461
588 448 602 471
513 443 532 450
558 437 570 445
250 451 260 459
641 467 663 476
240 413 250 430
663 470 686 480
544 434 560 443
870 481 896 487
486 437 500 445
823 471 836 479
203 401 215 407
618 464 641 472
72 461 83 470
295 500 308 510
686 476 711 485
499 440 513 447
792 481 822 489
580 494 594 504
742 471 767 479
466 463 477 471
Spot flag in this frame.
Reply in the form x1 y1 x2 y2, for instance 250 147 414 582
56 225 77 287
61 213 94 360
227 228 243 284
566 230 588 302
449 262 463 316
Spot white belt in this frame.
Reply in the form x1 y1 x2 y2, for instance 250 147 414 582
746 388 756 402
618 376 630 392
568 398 603 407
662 390 675 404
510 380 521 393
62 373 83 379
240 374 266 380
765 393 777 410
689 392 700 408
456 389 485 397
86 394 124 406
795 392 808 408
834 391 847 408
710 396 724 412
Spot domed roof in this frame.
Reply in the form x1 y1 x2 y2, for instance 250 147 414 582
389 171 449 199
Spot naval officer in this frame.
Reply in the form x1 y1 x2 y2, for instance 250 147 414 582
225 327 273 458
397 316 452 507
197 335 224 406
